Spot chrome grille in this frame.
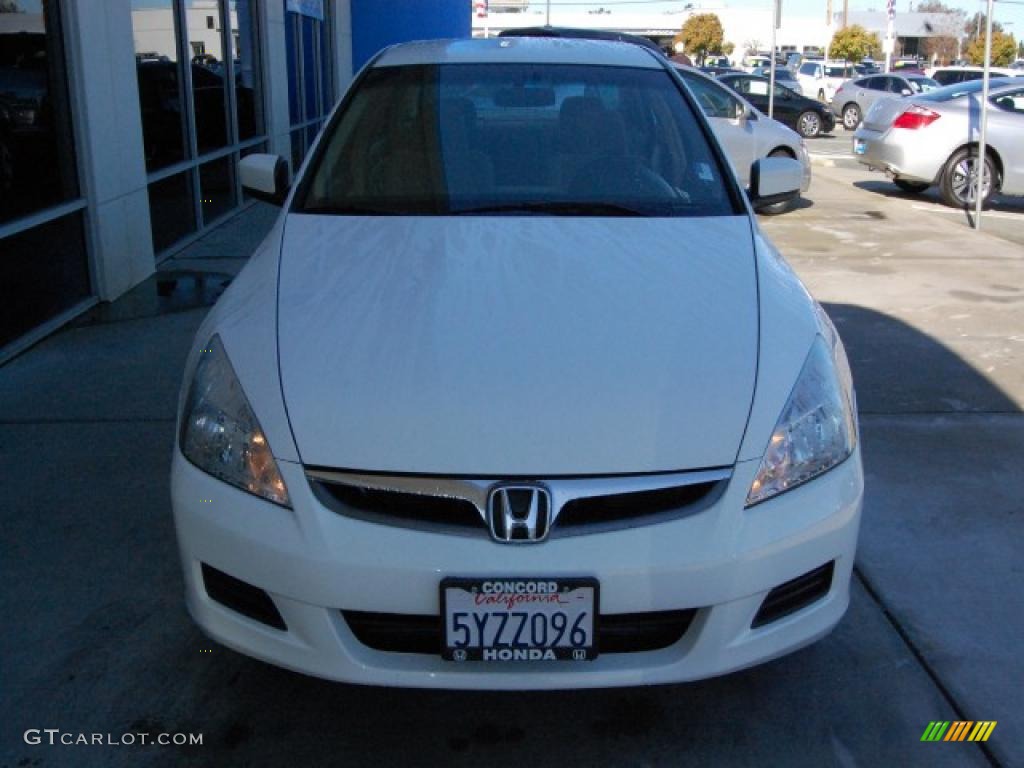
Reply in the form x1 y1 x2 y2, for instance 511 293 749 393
307 467 730 538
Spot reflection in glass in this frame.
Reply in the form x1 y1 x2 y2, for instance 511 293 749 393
289 126 304 174
185 0 229 154
301 14 317 122
0 0 79 224
131 0 188 172
148 171 196 252
0 211 90 348
232 0 262 141
319 11 332 114
284 6 300 124
199 155 235 223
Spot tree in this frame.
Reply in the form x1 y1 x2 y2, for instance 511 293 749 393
965 30 1017 66
964 12 1004 49
722 41 735 56
675 14 726 66
914 0 965 64
830 25 882 62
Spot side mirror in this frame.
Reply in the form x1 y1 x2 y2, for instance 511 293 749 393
239 153 290 206
748 156 802 210
901 88 913 96
735 102 757 122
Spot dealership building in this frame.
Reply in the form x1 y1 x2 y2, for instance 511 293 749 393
0 0 467 359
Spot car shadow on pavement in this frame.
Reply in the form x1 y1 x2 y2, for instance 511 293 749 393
820 302 1021 414
852 179 1024 220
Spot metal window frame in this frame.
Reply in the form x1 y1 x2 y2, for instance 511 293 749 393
0 0 98 365
285 1 332 159
142 0 270 260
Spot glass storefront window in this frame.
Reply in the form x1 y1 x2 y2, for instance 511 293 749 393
284 1 331 165
131 0 188 173
199 155 235 222
0 0 79 225
231 0 262 141
148 171 196 253
131 0 267 255
1 210 90 349
184 0 229 155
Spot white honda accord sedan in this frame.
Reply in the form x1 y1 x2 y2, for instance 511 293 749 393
171 37 863 689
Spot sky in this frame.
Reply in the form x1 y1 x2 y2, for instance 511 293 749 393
528 0 1024 39
6 0 1023 45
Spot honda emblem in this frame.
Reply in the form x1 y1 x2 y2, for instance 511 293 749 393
488 485 551 543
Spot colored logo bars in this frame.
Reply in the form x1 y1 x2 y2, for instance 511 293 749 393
921 721 997 742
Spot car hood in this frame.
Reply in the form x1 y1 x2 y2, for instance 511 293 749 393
276 215 759 475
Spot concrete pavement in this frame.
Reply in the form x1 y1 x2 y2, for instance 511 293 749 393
1 167 1022 767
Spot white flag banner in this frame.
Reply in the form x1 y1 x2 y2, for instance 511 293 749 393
286 0 324 20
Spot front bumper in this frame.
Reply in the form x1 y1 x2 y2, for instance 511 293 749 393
171 448 864 690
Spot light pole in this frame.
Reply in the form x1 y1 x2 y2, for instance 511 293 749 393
974 0 994 230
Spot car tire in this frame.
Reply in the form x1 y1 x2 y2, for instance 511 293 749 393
796 110 822 138
893 178 929 194
939 147 997 209
757 149 799 215
841 103 861 130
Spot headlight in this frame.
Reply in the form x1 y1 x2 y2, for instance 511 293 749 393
180 335 291 507
746 333 856 507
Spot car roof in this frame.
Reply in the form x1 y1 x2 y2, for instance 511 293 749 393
497 25 665 56
373 37 663 69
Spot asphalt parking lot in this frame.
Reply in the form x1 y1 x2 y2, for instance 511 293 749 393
2 160 1022 768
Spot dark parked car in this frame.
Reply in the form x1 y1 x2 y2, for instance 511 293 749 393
718 73 835 137
699 66 743 78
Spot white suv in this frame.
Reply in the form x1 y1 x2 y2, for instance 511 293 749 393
797 60 857 102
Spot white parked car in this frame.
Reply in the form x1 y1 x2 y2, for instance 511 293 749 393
796 60 857 102
172 37 863 689
674 66 812 212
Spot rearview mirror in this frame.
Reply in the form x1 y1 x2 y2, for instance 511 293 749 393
748 156 802 210
239 153 290 206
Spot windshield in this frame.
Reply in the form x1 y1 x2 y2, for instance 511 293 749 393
825 66 856 78
907 77 939 92
296 63 739 218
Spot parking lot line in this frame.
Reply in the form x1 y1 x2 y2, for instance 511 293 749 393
911 204 1022 221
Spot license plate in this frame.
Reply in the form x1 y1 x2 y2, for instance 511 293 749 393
441 577 598 662
854 139 867 155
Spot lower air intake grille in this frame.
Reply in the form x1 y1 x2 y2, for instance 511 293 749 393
341 609 698 655
751 561 835 628
201 564 287 631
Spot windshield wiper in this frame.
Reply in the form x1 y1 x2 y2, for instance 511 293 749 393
451 201 651 217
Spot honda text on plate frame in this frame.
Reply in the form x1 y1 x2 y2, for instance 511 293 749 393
170 38 863 689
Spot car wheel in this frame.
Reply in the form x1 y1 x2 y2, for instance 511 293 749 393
939 147 997 208
796 111 821 138
842 103 861 130
893 178 929 194
757 149 799 215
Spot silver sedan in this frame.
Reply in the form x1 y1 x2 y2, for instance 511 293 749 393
853 78 1024 207
831 73 939 130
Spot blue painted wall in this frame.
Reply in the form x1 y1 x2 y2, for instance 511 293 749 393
351 0 470 72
